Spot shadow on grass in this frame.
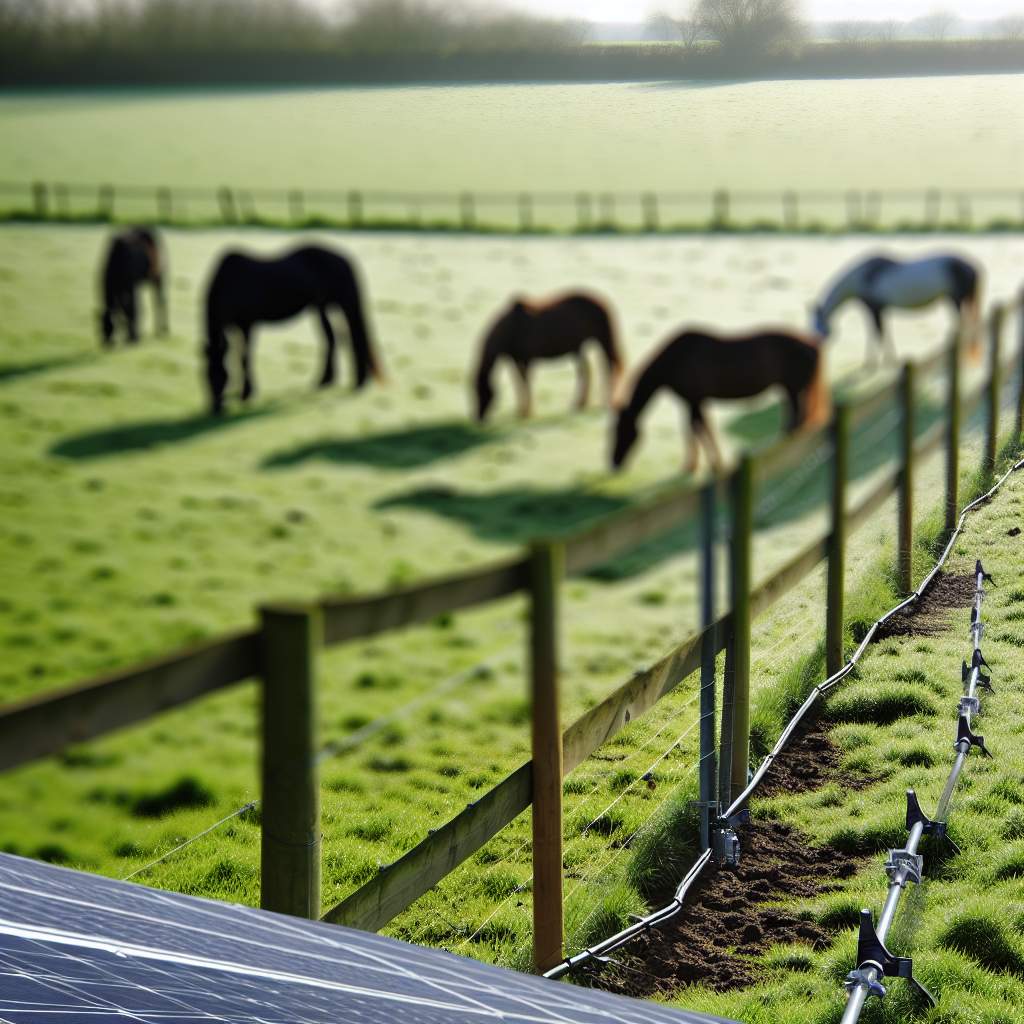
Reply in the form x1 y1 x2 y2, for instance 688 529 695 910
0 354 93 384
50 407 272 459
262 421 497 471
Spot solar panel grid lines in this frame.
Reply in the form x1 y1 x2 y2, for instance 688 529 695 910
0 854 736 1024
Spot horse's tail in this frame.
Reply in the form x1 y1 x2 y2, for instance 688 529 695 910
801 342 831 430
342 263 383 386
589 298 625 404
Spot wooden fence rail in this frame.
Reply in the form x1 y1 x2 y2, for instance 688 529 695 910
1 302 1022 971
3 181 1024 232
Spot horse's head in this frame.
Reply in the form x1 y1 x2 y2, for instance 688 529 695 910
610 408 638 471
475 370 495 422
473 300 528 422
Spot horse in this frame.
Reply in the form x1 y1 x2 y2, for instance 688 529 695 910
98 227 168 346
473 293 623 421
812 254 981 368
611 328 829 474
204 245 382 416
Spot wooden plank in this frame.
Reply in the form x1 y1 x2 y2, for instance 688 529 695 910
564 483 701 576
849 379 900 430
749 532 828 619
826 405 849 677
0 631 259 772
916 341 953 381
260 605 321 920
847 466 901 536
321 558 528 646
321 764 532 933
914 419 945 459
754 423 830 485
898 363 915 595
529 543 563 973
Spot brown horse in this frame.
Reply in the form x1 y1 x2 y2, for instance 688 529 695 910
611 328 829 473
99 227 168 346
473 293 623 421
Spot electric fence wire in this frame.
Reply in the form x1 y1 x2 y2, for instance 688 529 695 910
545 452 1024 981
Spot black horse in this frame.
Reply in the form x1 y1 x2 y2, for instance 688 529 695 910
99 227 168 346
204 245 382 415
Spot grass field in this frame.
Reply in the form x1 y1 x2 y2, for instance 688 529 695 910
0 224 1021 974
2 77 1023 228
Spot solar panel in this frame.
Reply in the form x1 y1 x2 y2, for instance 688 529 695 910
0 853 736 1024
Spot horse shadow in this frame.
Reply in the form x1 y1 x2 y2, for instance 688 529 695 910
50 407 271 460
0 355 94 385
375 485 629 547
262 421 496 472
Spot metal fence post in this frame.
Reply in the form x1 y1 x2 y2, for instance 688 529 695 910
826 404 849 677
986 305 1004 476
897 364 915 595
698 483 718 847
727 456 753 805
529 541 563 974
945 331 962 534
260 603 322 919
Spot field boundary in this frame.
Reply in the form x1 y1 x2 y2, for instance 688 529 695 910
3 181 1024 234
0 299 1020 971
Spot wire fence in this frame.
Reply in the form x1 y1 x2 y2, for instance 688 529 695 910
4 180 1024 233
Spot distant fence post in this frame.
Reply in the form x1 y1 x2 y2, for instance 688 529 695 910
218 187 237 224
782 190 799 230
642 192 659 231
698 482 718 847
98 184 115 221
529 541 564 974
289 189 305 223
1018 297 1024 439
54 183 69 218
598 192 615 227
238 191 255 223
945 331 962 534
865 190 882 226
826 404 849 677
986 305 1004 476
712 189 730 228
925 188 941 227
897 363 915 595
956 194 972 228
575 192 592 231
347 190 364 227
518 192 533 232
727 456 753 805
260 603 322 920
459 192 476 230
157 187 172 222
845 190 861 228
31 181 48 219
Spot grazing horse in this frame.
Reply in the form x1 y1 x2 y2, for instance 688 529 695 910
204 245 382 415
813 254 981 367
474 293 623 421
99 227 168 346
611 328 829 473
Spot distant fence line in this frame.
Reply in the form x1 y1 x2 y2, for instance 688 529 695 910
0 301 1021 974
3 180 1024 232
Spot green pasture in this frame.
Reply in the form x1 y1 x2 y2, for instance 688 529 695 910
677 457 1024 1024
0 224 1020 974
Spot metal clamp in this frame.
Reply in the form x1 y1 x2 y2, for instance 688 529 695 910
906 789 961 855
956 713 993 758
844 967 887 999
852 909 936 1007
958 695 981 717
976 560 996 586
885 848 923 886
964 653 995 693
711 808 748 867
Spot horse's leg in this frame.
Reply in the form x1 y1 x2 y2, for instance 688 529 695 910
318 308 337 388
514 361 532 419
239 327 256 402
123 288 139 344
692 404 723 472
681 404 699 475
574 352 591 411
862 304 884 369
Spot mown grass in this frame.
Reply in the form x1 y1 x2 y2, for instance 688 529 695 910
0 224 1020 981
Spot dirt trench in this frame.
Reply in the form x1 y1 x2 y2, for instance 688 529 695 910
583 571 976 999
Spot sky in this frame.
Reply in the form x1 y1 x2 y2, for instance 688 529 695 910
499 0 1023 21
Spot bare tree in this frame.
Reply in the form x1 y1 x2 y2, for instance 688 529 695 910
915 9 957 40
830 20 866 44
873 19 900 42
646 10 701 46
693 0 804 52
995 13 1024 39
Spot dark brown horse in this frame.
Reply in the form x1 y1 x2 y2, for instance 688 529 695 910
611 328 829 473
204 245 382 415
99 227 168 346
473 293 623 421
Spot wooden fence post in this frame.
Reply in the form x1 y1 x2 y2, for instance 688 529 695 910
98 184 115 220
598 192 615 227
459 192 476 230
31 181 48 219
289 189 305 224
727 456 753 805
218 187 237 224
157 187 172 222
529 541 563 974
518 193 533 232
260 603 322 919
55 183 69 218
945 331 962 534
897 363 915 595
845 190 861 228
575 192 592 231
642 192 659 231
698 483 718 847
986 305 1004 476
1018 297 1024 440
712 189 730 228
348 190 364 227
782 190 798 230
956 194 972 228
924 188 941 227
826 404 849 677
